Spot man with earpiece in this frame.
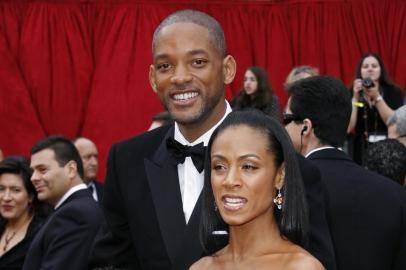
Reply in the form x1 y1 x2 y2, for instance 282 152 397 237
284 76 406 270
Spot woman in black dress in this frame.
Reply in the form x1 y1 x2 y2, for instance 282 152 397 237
0 156 50 269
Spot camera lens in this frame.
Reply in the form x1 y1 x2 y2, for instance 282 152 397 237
362 78 375 89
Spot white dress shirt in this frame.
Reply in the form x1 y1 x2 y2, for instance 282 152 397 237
54 183 87 209
174 101 232 223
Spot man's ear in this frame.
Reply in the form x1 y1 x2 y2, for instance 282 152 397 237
274 163 285 190
149 65 157 93
223 55 237 85
302 118 313 136
65 160 78 179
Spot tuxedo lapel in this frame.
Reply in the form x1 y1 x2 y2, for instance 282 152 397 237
144 126 187 264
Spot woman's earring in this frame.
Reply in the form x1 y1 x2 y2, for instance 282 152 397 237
273 189 283 210
214 202 218 212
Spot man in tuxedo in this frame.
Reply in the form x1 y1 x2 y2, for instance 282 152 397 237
74 137 104 203
92 10 236 270
90 9 335 270
23 136 103 270
284 76 406 270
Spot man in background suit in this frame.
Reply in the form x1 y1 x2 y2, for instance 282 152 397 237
74 137 104 203
23 136 103 270
284 76 406 270
90 9 336 270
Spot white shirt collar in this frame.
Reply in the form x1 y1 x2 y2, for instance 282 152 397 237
54 183 87 209
305 146 341 158
174 101 232 146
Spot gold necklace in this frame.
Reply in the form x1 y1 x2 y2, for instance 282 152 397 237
3 231 16 251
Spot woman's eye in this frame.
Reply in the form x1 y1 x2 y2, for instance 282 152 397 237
242 164 257 170
212 164 226 171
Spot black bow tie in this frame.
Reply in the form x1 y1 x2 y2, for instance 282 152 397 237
166 137 206 173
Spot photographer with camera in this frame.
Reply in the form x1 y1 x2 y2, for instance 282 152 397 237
347 53 403 165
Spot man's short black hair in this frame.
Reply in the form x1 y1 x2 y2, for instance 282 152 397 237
31 135 84 179
288 76 352 147
152 9 226 57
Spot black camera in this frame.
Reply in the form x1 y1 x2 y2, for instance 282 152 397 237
362 78 375 89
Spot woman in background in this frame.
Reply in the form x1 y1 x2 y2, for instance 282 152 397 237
284 65 319 89
347 53 403 165
0 156 50 269
231 66 280 120
191 110 324 270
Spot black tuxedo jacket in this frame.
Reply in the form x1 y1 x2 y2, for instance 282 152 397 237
22 189 103 270
92 125 336 270
308 148 406 270
97 125 201 270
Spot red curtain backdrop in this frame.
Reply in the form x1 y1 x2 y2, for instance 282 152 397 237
1 0 405 180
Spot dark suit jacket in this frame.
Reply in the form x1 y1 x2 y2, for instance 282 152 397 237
91 125 336 270
308 148 406 270
23 189 103 270
296 154 336 270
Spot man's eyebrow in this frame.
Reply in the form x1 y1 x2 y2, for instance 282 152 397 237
153 49 209 62
153 53 169 62
187 49 208 56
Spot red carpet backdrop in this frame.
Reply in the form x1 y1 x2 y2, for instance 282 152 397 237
0 0 405 180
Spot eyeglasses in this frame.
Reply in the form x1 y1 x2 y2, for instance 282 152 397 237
282 112 303 126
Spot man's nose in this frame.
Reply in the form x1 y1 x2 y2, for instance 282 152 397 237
170 65 192 85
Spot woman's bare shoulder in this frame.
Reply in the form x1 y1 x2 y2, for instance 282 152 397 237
286 251 325 270
189 256 215 270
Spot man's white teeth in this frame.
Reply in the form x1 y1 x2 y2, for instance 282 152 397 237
174 92 198 101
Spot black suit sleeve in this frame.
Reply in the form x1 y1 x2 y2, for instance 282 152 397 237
89 144 140 269
297 154 337 270
41 204 101 269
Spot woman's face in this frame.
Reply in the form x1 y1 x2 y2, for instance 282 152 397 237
210 125 283 226
243 70 258 95
361 56 381 82
0 173 32 221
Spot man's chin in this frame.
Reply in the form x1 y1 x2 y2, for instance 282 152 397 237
170 111 203 126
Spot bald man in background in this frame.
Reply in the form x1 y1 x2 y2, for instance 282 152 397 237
74 137 104 204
